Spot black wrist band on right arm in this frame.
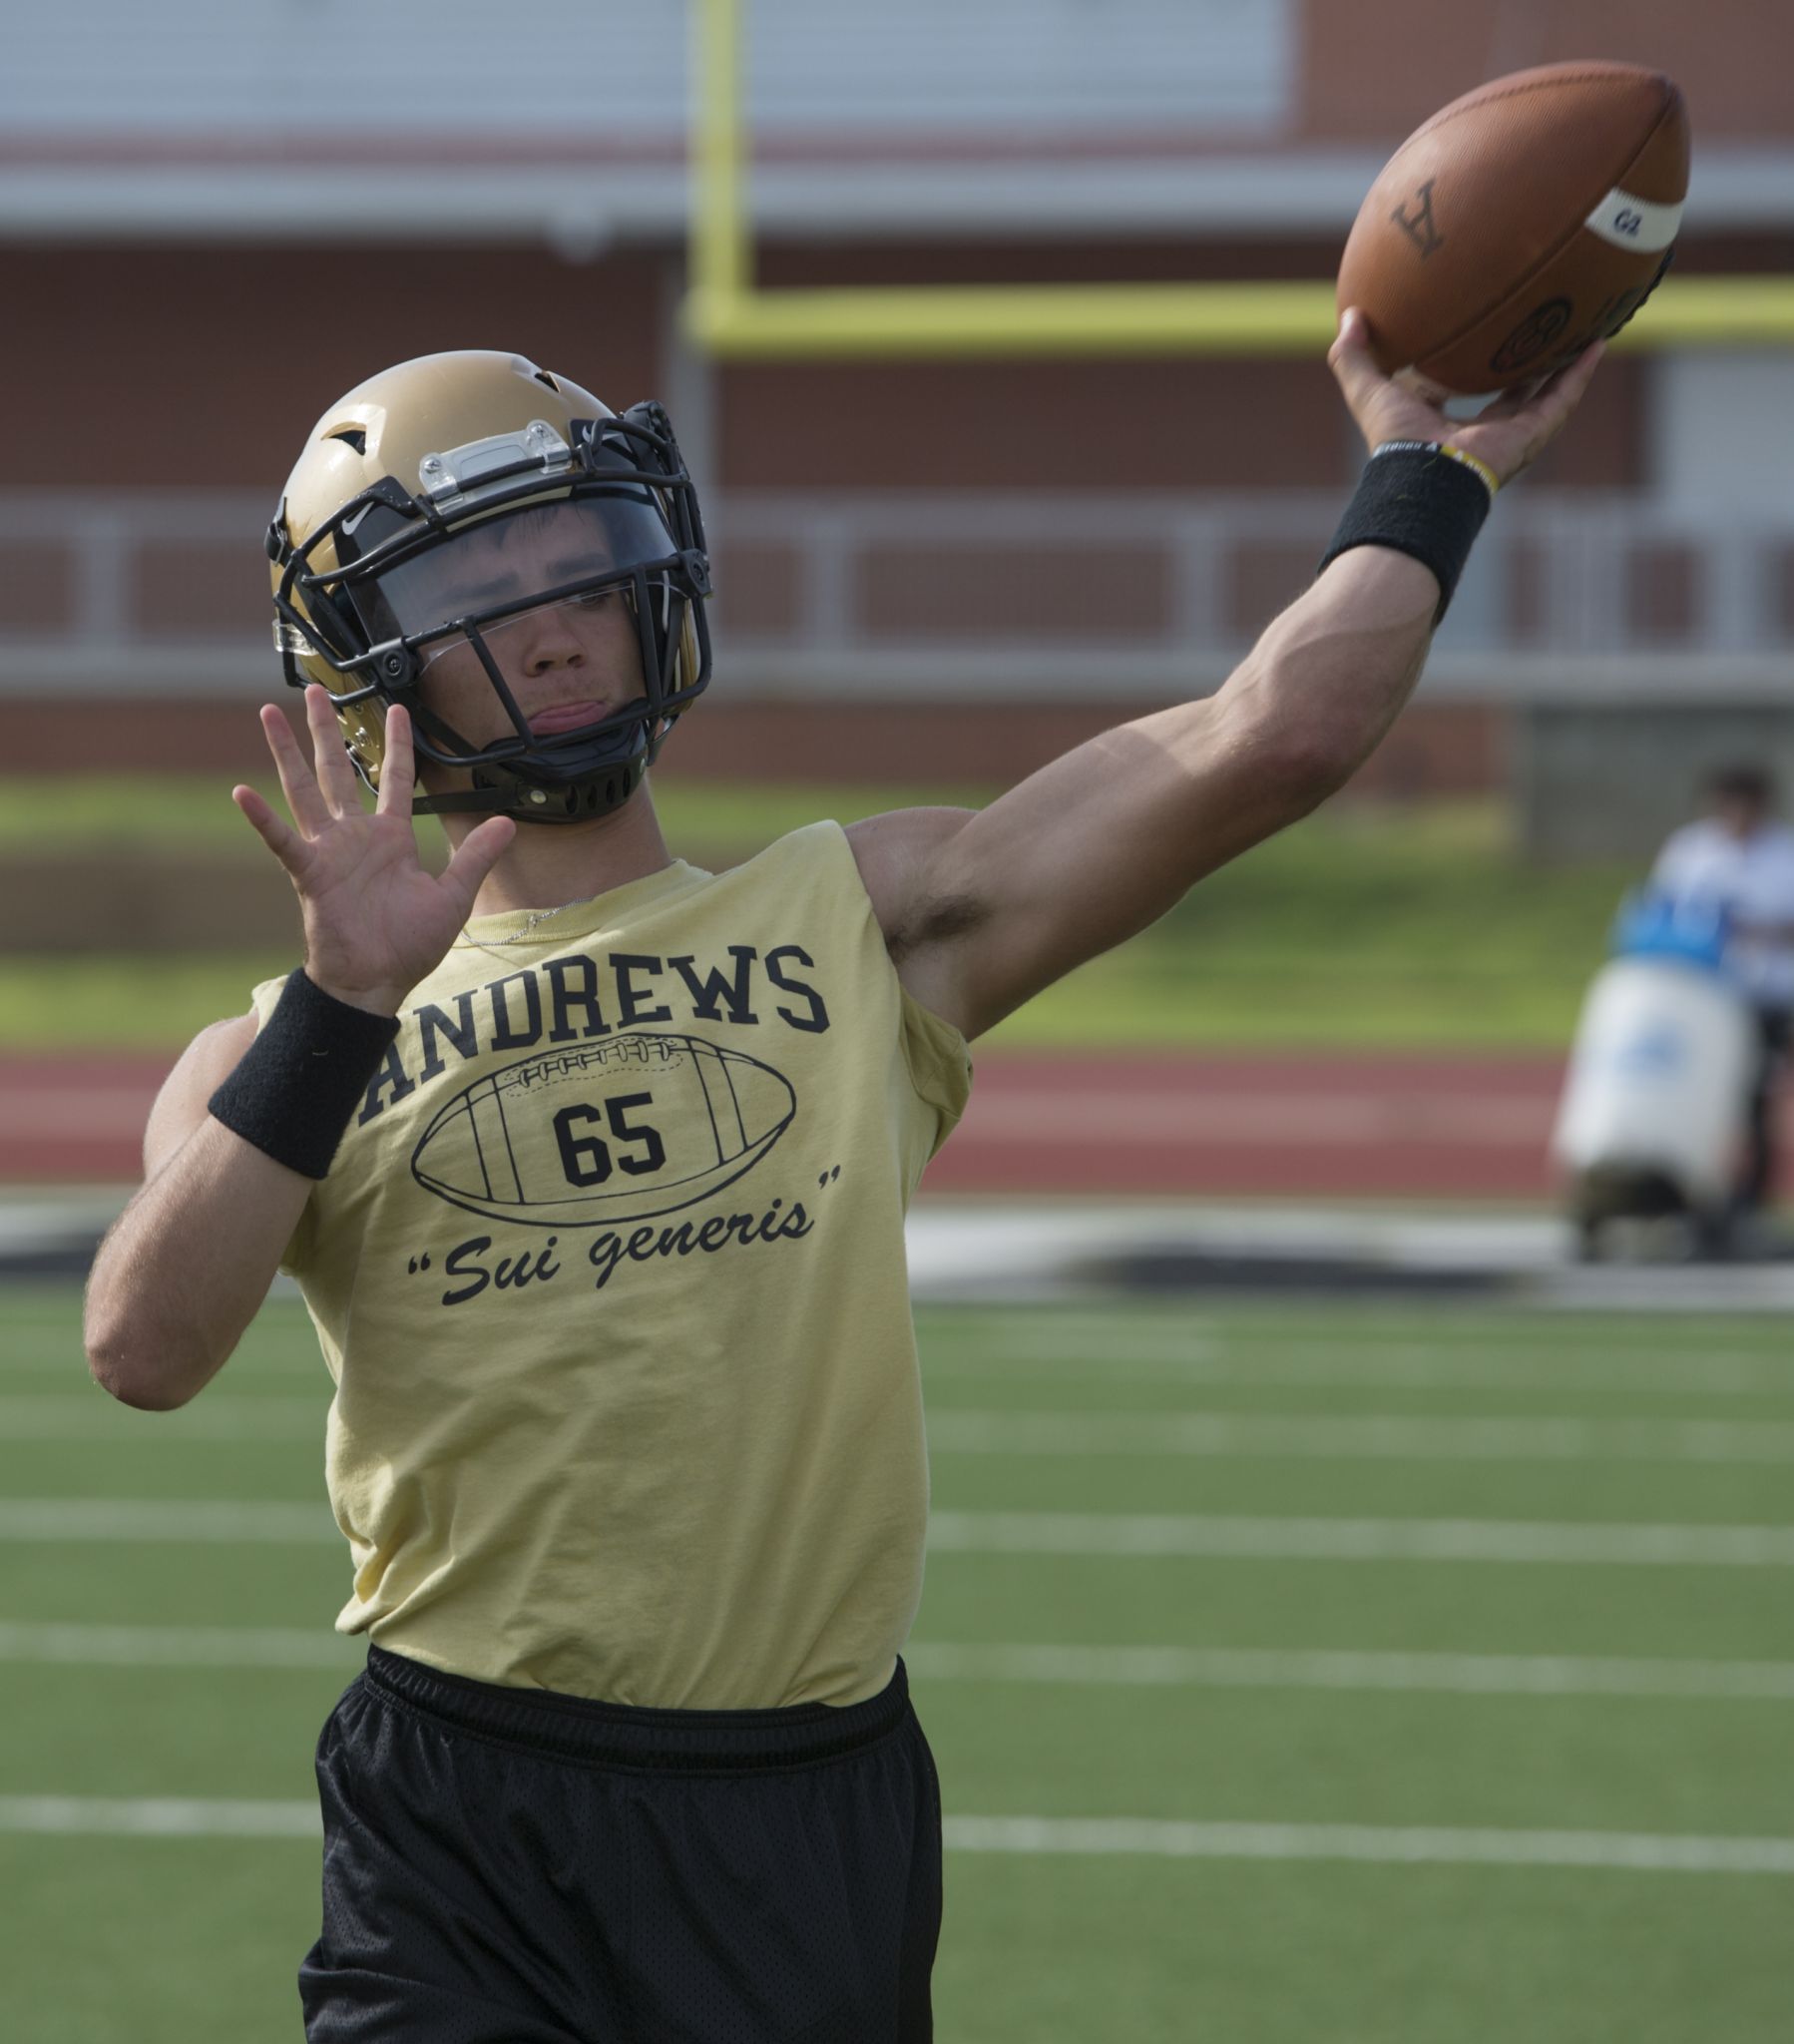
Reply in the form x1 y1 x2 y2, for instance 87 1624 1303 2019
209 968 400 1180
1315 439 1498 624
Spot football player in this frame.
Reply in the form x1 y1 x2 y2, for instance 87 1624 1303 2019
1651 764 1794 1227
84 316 1600 2042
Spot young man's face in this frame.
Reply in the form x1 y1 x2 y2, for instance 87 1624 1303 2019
373 499 656 774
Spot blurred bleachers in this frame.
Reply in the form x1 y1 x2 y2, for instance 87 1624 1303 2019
9 486 1793 695
3 0 1793 857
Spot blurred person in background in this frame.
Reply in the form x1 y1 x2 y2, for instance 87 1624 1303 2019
83 321 1600 2044
1651 763 1794 1224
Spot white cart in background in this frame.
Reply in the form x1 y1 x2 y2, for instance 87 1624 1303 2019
1552 899 1755 1260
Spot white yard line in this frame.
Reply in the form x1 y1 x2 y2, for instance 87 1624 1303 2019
2 1624 1789 1701
905 1641 1794 1700
959 1342 1794 1397
0 1796 319 1837
0 1500 339 1543
4 1625 1791 1702
0 1623 357 1668
11 1399 1792 1463
926 1510 1794 1566
2 1795 1789 1873
0 1397 322 1441
940 1816 1794 1875
973 1313 1794 1355
7 1500 1794 1566
0 1353 323 1380
926 1409 1794 1464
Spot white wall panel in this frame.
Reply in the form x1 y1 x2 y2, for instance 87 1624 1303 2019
2 1 1291 137
1654 353 1794 513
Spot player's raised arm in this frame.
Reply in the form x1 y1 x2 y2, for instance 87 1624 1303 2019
850 317 1604 1041
84 692 515 1410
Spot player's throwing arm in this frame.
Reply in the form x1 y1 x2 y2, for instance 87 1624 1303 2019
879 318 1603 1043
83 692 514 1409
879 63 1679 1039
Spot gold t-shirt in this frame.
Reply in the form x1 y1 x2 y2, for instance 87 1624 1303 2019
254 820 971 1708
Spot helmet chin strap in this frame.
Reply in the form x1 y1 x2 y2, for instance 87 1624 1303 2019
409 706 666 824
419 753 652 824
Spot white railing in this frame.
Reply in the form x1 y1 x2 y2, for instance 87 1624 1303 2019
0 489 1789 703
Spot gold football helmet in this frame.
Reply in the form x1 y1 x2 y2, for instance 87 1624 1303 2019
268 351 710 823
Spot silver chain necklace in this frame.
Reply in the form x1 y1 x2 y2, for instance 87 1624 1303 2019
475 898 589 948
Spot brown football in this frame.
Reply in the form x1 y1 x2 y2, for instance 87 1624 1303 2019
1337 61 1689 394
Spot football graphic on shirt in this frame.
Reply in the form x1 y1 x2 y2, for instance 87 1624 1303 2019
410 1033 797 1227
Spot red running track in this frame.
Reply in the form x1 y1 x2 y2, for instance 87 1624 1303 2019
926 1051 1578 1199
0 1048 1616 1199
15 1047 1792 1199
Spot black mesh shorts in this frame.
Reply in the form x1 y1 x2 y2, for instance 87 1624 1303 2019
298 1647 943 2043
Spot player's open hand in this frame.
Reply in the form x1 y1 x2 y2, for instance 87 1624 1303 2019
1329 306 1605 489
233 686 515 1016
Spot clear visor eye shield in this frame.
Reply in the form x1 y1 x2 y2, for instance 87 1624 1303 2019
270 409 712 818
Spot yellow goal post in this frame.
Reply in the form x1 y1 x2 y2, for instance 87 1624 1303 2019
684 0 1794 360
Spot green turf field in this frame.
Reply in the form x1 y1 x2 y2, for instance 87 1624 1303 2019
3 1284 1791 2042
0 780 1637 1051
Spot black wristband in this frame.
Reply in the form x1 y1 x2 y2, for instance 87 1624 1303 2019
1316 440 1497 624
209 969 400 1180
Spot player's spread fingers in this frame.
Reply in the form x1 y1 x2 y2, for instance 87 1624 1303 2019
439 815 517 915
304 684 364 817
232 782 309 876
259 704 334 837
375 703 416 816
